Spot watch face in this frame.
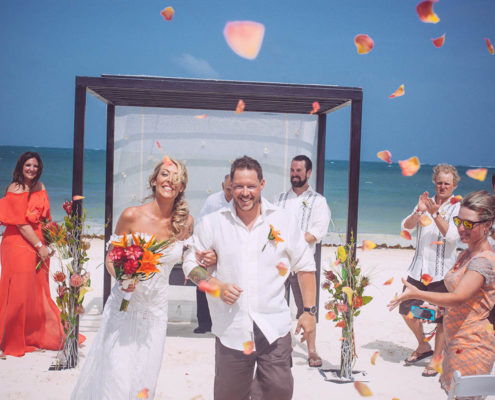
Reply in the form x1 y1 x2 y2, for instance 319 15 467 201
309 306 317 315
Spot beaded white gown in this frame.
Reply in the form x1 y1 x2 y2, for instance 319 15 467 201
71 235 185 400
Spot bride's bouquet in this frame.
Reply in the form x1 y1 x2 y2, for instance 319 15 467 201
108 233 174 311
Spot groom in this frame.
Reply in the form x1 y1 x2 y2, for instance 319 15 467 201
183 155 317 400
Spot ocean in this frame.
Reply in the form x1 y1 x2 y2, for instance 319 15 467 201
1 145 493 245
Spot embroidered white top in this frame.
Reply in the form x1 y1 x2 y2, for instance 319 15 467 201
401 196 461 282
182 198 316 351
198 190 230 219
275 186 331 252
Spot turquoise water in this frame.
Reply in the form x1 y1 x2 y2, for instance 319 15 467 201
1 145 493 241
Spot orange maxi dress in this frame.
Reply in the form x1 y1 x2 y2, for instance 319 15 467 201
441 250 495 392
0 190 65 356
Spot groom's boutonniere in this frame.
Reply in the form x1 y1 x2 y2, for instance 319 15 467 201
301 200 309 209
262 224 284 252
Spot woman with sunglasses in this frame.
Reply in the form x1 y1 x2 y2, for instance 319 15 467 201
390 190 495 395
398 164 461 376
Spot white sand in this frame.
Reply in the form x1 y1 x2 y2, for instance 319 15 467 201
1 239 488 399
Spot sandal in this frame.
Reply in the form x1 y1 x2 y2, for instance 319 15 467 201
308 351 322 368
422 366 438 377
404 349 433 365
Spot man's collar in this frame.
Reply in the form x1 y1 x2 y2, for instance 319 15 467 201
289 185 314 196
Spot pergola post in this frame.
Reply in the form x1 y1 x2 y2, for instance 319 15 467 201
104 105 115 305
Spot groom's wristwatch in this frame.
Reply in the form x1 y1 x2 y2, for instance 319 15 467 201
303 306 317 316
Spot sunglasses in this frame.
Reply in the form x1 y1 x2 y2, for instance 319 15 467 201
453 216 489 230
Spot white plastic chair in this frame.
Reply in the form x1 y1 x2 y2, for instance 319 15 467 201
448 370 495 399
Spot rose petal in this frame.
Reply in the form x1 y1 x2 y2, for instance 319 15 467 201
431 33 446 48
389 84 405 98
430 241 444 246
384 277 394 286
160 7 174 21
431 354 443 374
398 156 420 176
223 21 265 60
400 230 412 240
416 1 440 24
137 388 149 399
406 311 414 320
362 240 377 251
377 150 392 164
354 34 374 54
310 101 320 115
354 381 373 397
156 140 162 150
198 280 220 298
72 195 85 201
485 38 495 55
424 331 436 342
421 273 433 286
420 214 432 227
450 195 462 205
371 351 379 365
276 262 288 276
194 114 207 119
243 340 254 355
466 168 487 182
236 99 245 114
162 155 174 166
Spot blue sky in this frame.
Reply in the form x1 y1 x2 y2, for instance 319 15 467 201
1 0 494 166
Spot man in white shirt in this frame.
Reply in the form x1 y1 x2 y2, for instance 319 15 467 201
275 155 331 368
183 156 317 400
193 175 232 334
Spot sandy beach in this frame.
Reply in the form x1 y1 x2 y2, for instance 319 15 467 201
0 239 491 400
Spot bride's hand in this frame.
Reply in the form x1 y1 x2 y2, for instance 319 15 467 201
387 278 420 311
196 249 217 268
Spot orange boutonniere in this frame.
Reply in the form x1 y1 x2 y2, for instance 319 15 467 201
262 224 284 252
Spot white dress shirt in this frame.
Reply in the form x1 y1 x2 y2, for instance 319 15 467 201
401 196 461 282
182 198 316 351
275 186 331 252
199 190 230 219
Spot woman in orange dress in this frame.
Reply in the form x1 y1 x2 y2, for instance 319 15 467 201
0 151 65 358
390 190 495 395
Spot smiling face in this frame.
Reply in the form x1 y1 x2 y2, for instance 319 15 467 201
232 168 264 214
434 172 456 202
151 162 184 200
456 206 491 244
22 157 40 184
290 160 311 189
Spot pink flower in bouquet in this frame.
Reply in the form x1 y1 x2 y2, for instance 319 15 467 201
124 245 144 261
124 259 139 275
62 200 72 216
75 305 85 315
109 247 125 262
70 274 83 288
53 271 66 283
57 286 67 297
337 303 348 313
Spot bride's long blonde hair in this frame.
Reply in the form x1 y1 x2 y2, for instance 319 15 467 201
148 158 189 235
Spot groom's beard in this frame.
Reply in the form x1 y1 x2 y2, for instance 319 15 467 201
290 176 307 188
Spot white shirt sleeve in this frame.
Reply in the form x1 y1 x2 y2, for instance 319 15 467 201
401 205 418 233
307 196 331 241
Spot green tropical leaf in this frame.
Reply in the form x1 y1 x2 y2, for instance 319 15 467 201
362 296 373 306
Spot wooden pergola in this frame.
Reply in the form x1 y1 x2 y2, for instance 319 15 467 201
71 75 363 310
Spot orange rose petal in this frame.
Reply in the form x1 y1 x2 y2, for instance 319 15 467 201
424 331 436 342
384 277 394 286
339 337 345 341
162 155 174 166
389 84 405 99
431 354 443 374
243 340 254 355
485 38 495 55
419 214 432 227
236 99 245 114
137 388 149 399
398 156 420 176
431 33 446 48
325 311 336 320
223 21 265 60
194 114 207 119
354 34 374 54
198 280 220 298
362 240 377 251
160 7 174 21
377 150 392 164
156 140 162 150
276 262 288 277
310 101 320 115
430 240 444 246
406 311 414 320
72 195 85 201
455 348 463 354
416 1 440 24
450 195 462 205
400 230 412 240
354 381 373 397
371 351 379 365
421 273 433 286
466 168 487 182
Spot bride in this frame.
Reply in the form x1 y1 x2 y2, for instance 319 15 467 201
71 158 194 399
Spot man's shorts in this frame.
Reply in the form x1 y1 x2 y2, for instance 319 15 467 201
398 275 448 323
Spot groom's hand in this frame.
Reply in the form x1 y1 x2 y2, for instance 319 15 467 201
295 312 316 343
220 283 242 305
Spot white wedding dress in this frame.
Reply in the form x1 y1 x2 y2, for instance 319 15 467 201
71 235 186 400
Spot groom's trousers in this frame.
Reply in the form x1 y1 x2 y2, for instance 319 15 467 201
214 323 293 400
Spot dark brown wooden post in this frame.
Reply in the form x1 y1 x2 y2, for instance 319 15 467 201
104 104 115 305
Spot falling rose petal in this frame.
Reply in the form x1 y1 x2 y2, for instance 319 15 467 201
399 156 420 176
223 21 265 60
450 195 462 205
362 240 377 251
198 280 220 298
466 168 487 182
455 348 463 354
194 114 207 119
236 99 245 114
339 337 345 341
354 34 374 54
342 286 354 306
431 33 446 48
431 354 443 374
156 140 162 151
389 84 405 99
400 230 412 240
310 101 320 115
72 195 85 201
243 340 254 355
421 274 433 286
276 262 288 276
420 214 432 227
137 388 149 399
424 331 436 342
325 311 336 320
335 320 346 328
371 351 379 365
416 1 440 24
377 150 392 164
162 155 174 166
354 381 373 397
430 241 445 246
406 311 414 320
160 7 174 21
485 38 495 55
384 277 394 286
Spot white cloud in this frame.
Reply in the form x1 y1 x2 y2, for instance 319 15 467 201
173 53 220 79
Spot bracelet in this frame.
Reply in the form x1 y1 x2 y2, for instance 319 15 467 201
414 209 423 216
34 241 43 249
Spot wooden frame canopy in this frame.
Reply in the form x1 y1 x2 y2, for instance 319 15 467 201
71 75 363 307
